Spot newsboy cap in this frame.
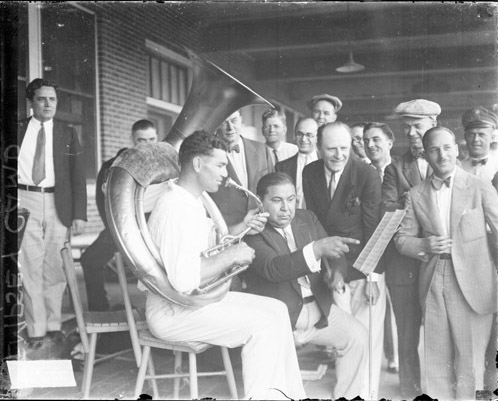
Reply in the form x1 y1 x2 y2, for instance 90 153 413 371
308 94 343 113
462 107 498 130
394 99 441 120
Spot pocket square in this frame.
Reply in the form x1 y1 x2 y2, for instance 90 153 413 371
462 207 474 216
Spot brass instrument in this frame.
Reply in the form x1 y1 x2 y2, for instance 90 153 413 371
105 48 273 307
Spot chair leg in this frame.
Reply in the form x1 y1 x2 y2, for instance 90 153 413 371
188 352 199 399
134 345 151 399
220 346 238 399
173 351 183 399
147 351 159 399
82 333 98 399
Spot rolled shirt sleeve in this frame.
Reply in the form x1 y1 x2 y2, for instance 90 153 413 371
303 242 321 273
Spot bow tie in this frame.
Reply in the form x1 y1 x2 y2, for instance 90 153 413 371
432 176 451 190
471 158 487 166
229 144 240 153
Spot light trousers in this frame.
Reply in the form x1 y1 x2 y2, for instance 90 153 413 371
146 291 306 400
335 274 387 400
294 301 368 399
424 258 493 400
18 190 68 337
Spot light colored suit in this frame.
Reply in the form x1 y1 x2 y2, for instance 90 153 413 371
395 167 498 400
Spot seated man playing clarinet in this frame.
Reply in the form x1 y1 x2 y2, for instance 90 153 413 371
146 131 305 400
245 171 369 400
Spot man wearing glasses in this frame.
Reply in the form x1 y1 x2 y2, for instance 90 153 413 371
276 117 319 208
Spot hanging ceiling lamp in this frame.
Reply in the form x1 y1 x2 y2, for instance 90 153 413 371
336 4 365 74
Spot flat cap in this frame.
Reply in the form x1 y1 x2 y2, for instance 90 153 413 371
394 99 441 120
308 94 343 113
462 107 498 130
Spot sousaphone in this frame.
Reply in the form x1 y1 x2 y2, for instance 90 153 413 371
105 48 273 307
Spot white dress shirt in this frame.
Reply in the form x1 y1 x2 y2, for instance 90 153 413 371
227 137 248 188
296 151 318 208
433 169 456 237
274 224 321 298
417 157 429 181
269 142 298 164
18 117 56 187
461 156 498 182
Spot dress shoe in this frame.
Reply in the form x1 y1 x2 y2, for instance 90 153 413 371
387 361 399 374
27 336 45 349
47 331 66 343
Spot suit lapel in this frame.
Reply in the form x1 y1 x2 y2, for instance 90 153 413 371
415 179 445 236
402 153 422 187
242 137 255 187
450 168 471 236
226 158 242 186
290 154 298 182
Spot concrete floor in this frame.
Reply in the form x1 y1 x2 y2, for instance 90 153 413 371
18 264 406 400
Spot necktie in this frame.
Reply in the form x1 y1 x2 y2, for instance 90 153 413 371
273 149 279 163
328 173 337 200
32 123 46 185
229 144 240 153
471 158 488 166
410 148 424 159
283 226 311 290
431 176 451 190
377 166 384 181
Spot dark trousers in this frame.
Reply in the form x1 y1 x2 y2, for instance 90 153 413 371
389 282 422 398
80 228 117 311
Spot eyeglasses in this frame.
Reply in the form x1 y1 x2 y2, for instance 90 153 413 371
295 133 316 139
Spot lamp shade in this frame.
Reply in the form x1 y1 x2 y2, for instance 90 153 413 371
336 51 365 73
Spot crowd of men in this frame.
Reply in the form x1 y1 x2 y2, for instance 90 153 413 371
18 77 498 400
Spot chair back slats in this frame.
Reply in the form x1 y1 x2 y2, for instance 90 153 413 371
60 242 90 353
115 252 143 367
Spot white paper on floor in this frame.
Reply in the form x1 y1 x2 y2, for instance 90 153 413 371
7 360 76 389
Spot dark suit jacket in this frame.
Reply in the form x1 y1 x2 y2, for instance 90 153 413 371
275 151 320 184
303 157 382 281
209 137 273 227
395 167 498 314
18 118 87 227
245 209 332 330
382 150 432 286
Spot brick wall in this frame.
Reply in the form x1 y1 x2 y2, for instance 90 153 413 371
78 3 269 237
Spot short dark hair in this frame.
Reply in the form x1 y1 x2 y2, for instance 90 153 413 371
256 172 295 198
351 122 366 130
294 117 317 132
317 121 351 148
179 130 228 167
422 126 456 150
132 119 155 133
26 78 58 101
363 122 395 142
262 107 286 125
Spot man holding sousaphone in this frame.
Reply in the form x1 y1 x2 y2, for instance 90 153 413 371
146 130 304 400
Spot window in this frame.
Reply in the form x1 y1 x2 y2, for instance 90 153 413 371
146 41 191 140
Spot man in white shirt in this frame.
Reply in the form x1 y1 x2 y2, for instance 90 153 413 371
261 108 298 168
146 130 305 400
275 117 319 208
395 127 498 400
308 94 343 128
18 79 87 348
363 122 394 179
460 106 498 182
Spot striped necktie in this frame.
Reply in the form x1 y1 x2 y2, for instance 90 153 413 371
283 226 311 290
32 122 46 185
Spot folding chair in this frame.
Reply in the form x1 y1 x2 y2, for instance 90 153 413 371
60 241 146 399
114 252 239 400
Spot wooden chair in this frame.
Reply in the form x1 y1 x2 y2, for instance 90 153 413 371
60 242 146 399
114 252 239 400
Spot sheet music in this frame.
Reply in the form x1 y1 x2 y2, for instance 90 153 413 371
353 210 406 275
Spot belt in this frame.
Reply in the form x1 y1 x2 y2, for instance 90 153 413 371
303 296 315 304
439 253 451 260
18 184 55 193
